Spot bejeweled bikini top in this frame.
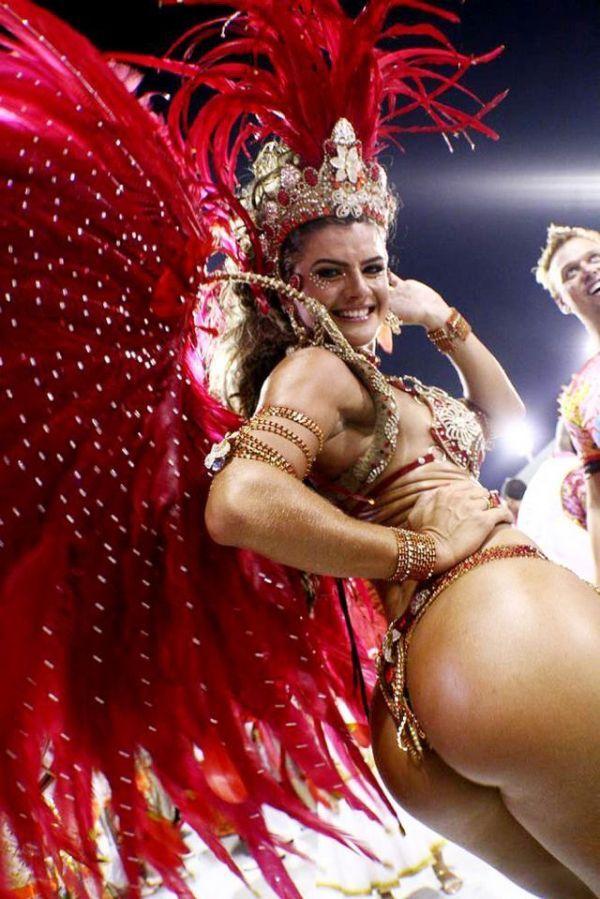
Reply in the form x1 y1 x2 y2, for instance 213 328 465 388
326 350 490 499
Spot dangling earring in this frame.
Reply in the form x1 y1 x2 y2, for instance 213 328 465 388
377 311 402 353
282 297 309 343
386 311 402 334
280 273 306 342
283 272 325 346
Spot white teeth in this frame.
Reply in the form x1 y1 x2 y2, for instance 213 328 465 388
335 307 373 321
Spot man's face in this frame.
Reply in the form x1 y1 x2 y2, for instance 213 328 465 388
549 236 600 317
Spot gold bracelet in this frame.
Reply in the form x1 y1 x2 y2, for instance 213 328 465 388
409 531 437 581
232 432 296 476
388 528 411 582
258 405 325 452
244 419 315 472
427 308 471 355
387 528 436 583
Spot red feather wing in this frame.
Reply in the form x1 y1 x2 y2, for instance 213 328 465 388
0 4 390 898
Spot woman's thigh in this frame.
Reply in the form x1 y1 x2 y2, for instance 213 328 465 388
371 690 595 898
401 556 600 891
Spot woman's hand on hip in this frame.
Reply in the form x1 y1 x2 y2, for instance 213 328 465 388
407 481 513 574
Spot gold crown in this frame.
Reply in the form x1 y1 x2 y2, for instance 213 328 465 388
240 118 396 271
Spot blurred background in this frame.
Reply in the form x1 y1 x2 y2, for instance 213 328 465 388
43 0 600 487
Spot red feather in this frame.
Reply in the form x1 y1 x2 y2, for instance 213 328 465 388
133 0 504 191
0 1 504 896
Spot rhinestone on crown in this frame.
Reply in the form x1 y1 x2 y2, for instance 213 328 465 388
240 118 396 270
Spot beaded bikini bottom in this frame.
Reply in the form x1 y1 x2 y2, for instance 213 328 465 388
376 544 546 762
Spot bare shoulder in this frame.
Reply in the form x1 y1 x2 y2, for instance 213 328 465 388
260 345 365 415
268 345 357 385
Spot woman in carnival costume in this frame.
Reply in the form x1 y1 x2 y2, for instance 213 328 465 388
533 225 600 586
200 6 600 898
0 2 598 899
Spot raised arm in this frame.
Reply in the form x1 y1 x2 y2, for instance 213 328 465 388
387 274 525 428
205 348 511 578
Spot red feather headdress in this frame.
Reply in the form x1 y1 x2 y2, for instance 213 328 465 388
123 0 505 270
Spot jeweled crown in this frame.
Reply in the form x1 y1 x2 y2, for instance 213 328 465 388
240 118 396 271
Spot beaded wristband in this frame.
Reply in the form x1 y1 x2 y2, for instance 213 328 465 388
427 308 471 355
387 528 436 583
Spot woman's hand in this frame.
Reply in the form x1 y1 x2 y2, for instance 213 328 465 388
387 271 450 332
407 481 513 574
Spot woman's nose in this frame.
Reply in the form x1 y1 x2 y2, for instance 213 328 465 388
344 268 369 296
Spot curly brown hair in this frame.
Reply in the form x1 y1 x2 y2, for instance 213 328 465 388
214 215 377 417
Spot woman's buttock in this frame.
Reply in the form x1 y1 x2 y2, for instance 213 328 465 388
401 551 600 784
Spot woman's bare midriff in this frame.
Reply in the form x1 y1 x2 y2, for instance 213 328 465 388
364 457 539 622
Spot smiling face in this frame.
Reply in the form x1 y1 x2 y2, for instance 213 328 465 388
289 220 390 348
549 236 600 319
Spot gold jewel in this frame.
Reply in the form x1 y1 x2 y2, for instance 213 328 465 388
377 322 393 354
281 296 310 344
387 528 436 583
385 311 402 335
245 419 315 474
309 271 337 291
486 489 501 509
232 431 296 476
378 310 402 354
240 118 396 270
388 527 410 583
205 404 325 477
448 308 471 342
259 406 325 452
432 846 464 895
427 308 472 355
205 433 235 474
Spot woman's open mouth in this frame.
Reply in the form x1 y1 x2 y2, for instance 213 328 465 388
332 305 376 323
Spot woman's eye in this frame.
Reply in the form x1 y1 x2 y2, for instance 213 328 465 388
564 267 577 281
363 264 385 276
590 254 600 263
313 268 340 280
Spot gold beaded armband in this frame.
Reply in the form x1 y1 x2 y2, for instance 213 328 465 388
427 308 471 355
387 528 436 583
205 405 324 478
258 405 325 452
233 431 296 476
246 419 313 465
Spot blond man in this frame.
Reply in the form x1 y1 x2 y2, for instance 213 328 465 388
535 224 600 584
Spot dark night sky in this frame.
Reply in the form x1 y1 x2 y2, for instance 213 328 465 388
41 0 600 487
